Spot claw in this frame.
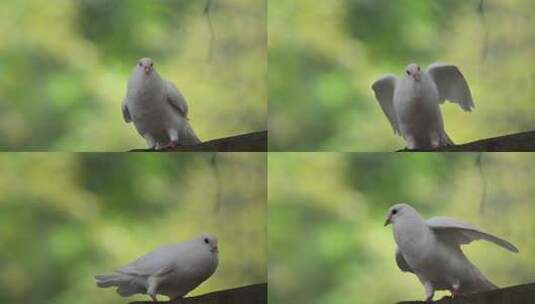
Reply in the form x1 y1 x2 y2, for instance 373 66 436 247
156 141 179 151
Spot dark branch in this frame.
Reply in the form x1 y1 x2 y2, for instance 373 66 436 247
399 130 535 152
129 131 267 152
129 283 267 304
397 282 535 304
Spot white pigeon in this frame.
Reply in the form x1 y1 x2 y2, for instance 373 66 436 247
122 58 201 150
372 63 474 149
95 234 219 302
384 203 518 301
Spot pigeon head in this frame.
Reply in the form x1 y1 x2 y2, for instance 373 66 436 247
199 234 219 254
384 203 417 226
405 63 422 82
137 57 155 75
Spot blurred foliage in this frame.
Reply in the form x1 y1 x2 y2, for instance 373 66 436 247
269 153 535 303
269 0 535 151
0 153 267 303
0 0 266 151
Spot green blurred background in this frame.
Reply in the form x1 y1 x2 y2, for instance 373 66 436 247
0 152 267 303
0 0 266 151
269 0 535 151
269 153 535 303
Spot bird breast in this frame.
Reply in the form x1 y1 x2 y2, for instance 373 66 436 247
394 220 437 270
394 76 440 113
159 249 218 298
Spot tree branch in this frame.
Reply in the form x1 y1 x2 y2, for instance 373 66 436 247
397 282 535 304
400 130 535 152
129 131 267 152
129 283 267 304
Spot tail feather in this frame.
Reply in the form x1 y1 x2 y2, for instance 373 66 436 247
439 131 454 146
465 262 497 293
117 285 144 297
95 272 145 297
95 273 126 288
180 122 201 145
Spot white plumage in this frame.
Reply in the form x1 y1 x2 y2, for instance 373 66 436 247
122 58 201 150
95 235 219 302
385 203 517 301
372 63 474 149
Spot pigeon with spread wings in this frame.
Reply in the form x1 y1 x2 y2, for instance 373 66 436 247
372 63 474 149
385 203 517 301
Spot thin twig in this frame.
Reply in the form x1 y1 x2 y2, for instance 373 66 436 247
476 153 487 214
211 152 223 213
204 0 215 63
477 0 489 64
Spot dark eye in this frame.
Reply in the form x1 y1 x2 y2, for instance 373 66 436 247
417 66 421 71
406 70 410 75
204 238 209 244
150 63 153 67
392 209 398 215
139 62 142 67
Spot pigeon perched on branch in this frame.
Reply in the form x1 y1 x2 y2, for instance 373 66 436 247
95 234 219 302
372 63 474 149
384 203 517 301
122 58 201 150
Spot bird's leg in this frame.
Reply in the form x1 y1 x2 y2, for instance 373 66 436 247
430 132 440 148
451 281 461 298
167 129 179 147
143 133 157 150
157 129 180 150
405 135 418 150
147 276 160 303
424 281 435 302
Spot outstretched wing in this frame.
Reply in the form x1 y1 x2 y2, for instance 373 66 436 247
371 75 400 135
426 63 474 111
395 248 413 273
122 99 132 123
165 80 189 119
427 217 518 253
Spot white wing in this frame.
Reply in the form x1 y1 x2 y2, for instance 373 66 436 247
118 244 183 277
371 75 400 135
427 217 518 253
426 63 474 111
122 99 132 123
165 80 189 119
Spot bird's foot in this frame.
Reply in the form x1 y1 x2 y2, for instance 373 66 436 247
156 141 179 151
451 289 464 298
149 294 159 303
450 281 463 299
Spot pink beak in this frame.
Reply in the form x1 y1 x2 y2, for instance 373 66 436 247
144 66 151 74
412 73 421 81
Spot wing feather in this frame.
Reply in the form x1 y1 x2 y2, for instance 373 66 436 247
122 100 132 123
427 217 518 253
426 63 474 111
371 75 400 135
395 248 413 273
165 80 189 119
